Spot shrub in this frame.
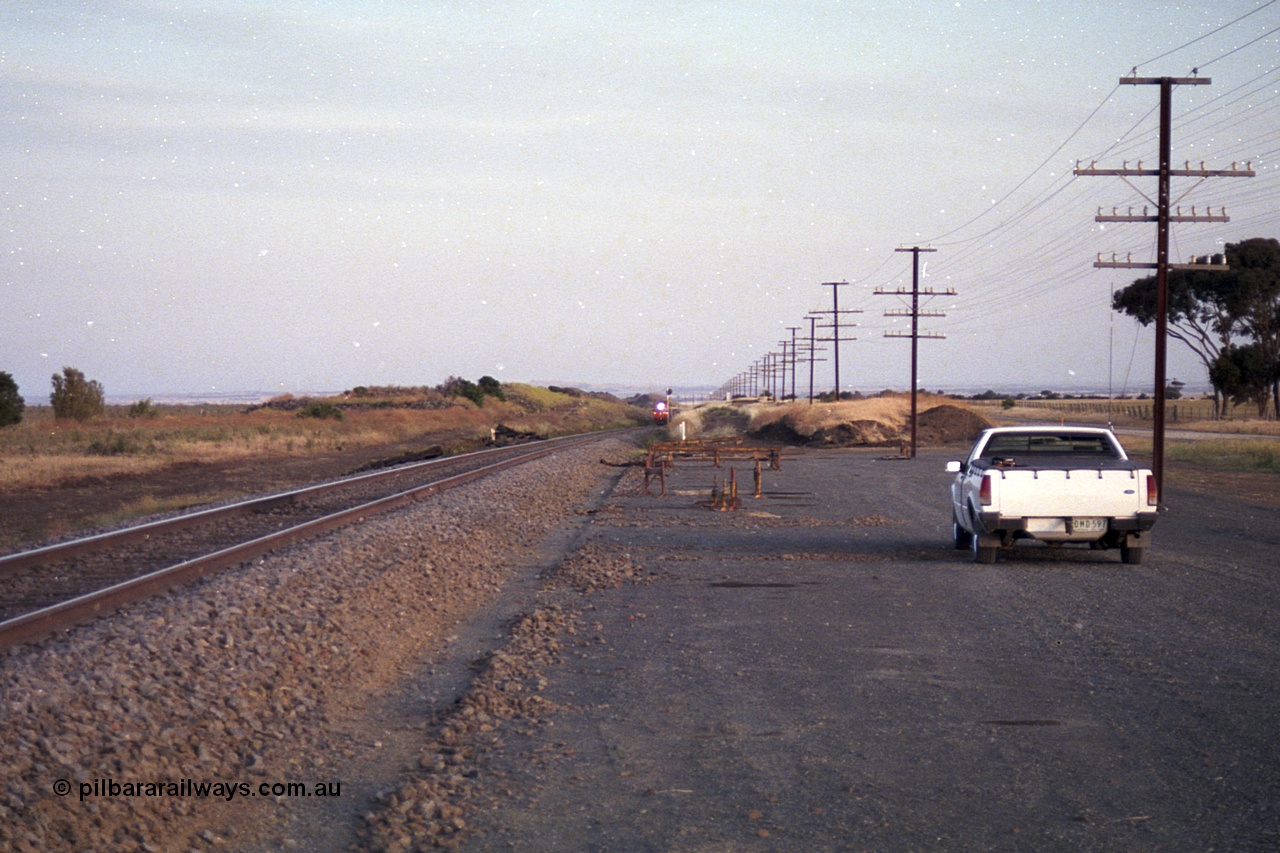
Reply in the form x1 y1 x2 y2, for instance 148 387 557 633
50 367 105 422
129 398 160 418
1001 398 1016 410
297 402 344 420
87 430 146 456
438 376 504 407
478 375 506 401
0 371 24 427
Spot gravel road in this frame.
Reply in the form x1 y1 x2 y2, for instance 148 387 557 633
463 446 1280 852
4 438 1277 851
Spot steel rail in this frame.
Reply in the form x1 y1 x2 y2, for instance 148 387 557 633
0 433 605 653
0 431 604 575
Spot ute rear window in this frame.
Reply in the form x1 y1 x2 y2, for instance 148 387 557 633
984 433 1118 458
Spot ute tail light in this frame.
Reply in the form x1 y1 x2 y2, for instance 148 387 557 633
979 474 992 506
1146 474 1159 507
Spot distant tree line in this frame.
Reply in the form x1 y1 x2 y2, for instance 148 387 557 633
1112 237 1280 418
0 366 109 428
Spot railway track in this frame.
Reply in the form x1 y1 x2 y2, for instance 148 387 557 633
0 431 618 653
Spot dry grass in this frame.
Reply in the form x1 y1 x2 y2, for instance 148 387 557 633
0 386 645 491
752 396 913 436
972 397 1280 434
1171 419 1280 436
1122 435 1280 474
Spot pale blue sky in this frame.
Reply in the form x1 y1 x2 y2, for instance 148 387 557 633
3 1 1277 399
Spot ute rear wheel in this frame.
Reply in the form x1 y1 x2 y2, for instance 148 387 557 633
952 513 972 550
971 533 998 564
1120 545 1144 565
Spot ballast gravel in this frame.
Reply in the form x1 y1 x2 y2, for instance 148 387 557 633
0 437 645 852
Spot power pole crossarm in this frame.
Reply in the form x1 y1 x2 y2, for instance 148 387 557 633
1075 163 1254 178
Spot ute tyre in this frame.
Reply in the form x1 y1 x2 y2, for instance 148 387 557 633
972 534 998 564
1121 545 1144 565
953 517 972 550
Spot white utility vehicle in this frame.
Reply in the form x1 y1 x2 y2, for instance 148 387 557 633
947 426 1159 564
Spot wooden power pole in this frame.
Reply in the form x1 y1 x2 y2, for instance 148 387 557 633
876 247 952 458
1076 73 1253 503
814 281 863 399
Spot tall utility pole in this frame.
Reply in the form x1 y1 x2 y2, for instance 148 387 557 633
786 326 800 401
772 349 783 399
1075 73 1253 503
776 341 789 401
815 281 864 398
876 247 952 458
803 314 828 404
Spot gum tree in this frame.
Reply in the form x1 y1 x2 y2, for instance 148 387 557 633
50 367 105 422
1226 238 1280 418
1112 237 1279 418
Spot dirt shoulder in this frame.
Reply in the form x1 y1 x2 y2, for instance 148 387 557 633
0 435 465 552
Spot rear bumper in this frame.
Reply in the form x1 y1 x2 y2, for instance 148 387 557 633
978 510 1159 539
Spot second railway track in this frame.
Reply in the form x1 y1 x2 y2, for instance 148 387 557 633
0 431 623 651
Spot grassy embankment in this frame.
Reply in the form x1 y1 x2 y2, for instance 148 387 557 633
0 384 648 492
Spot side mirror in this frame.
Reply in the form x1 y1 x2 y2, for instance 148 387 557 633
945 461 962 473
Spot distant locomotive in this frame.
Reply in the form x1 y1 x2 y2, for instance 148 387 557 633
652 401 670 425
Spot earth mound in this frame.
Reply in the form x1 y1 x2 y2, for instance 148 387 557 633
695 398 994 448
915 404 993 445
752 417 903 447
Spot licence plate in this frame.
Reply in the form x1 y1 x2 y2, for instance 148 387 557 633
1071 517 1107 533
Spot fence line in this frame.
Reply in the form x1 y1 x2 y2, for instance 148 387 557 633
1008 399 1249 422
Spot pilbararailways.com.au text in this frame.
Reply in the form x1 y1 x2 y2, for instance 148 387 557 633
54 778 341 802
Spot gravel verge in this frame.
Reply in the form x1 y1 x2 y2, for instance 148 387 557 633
0 436 641 852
